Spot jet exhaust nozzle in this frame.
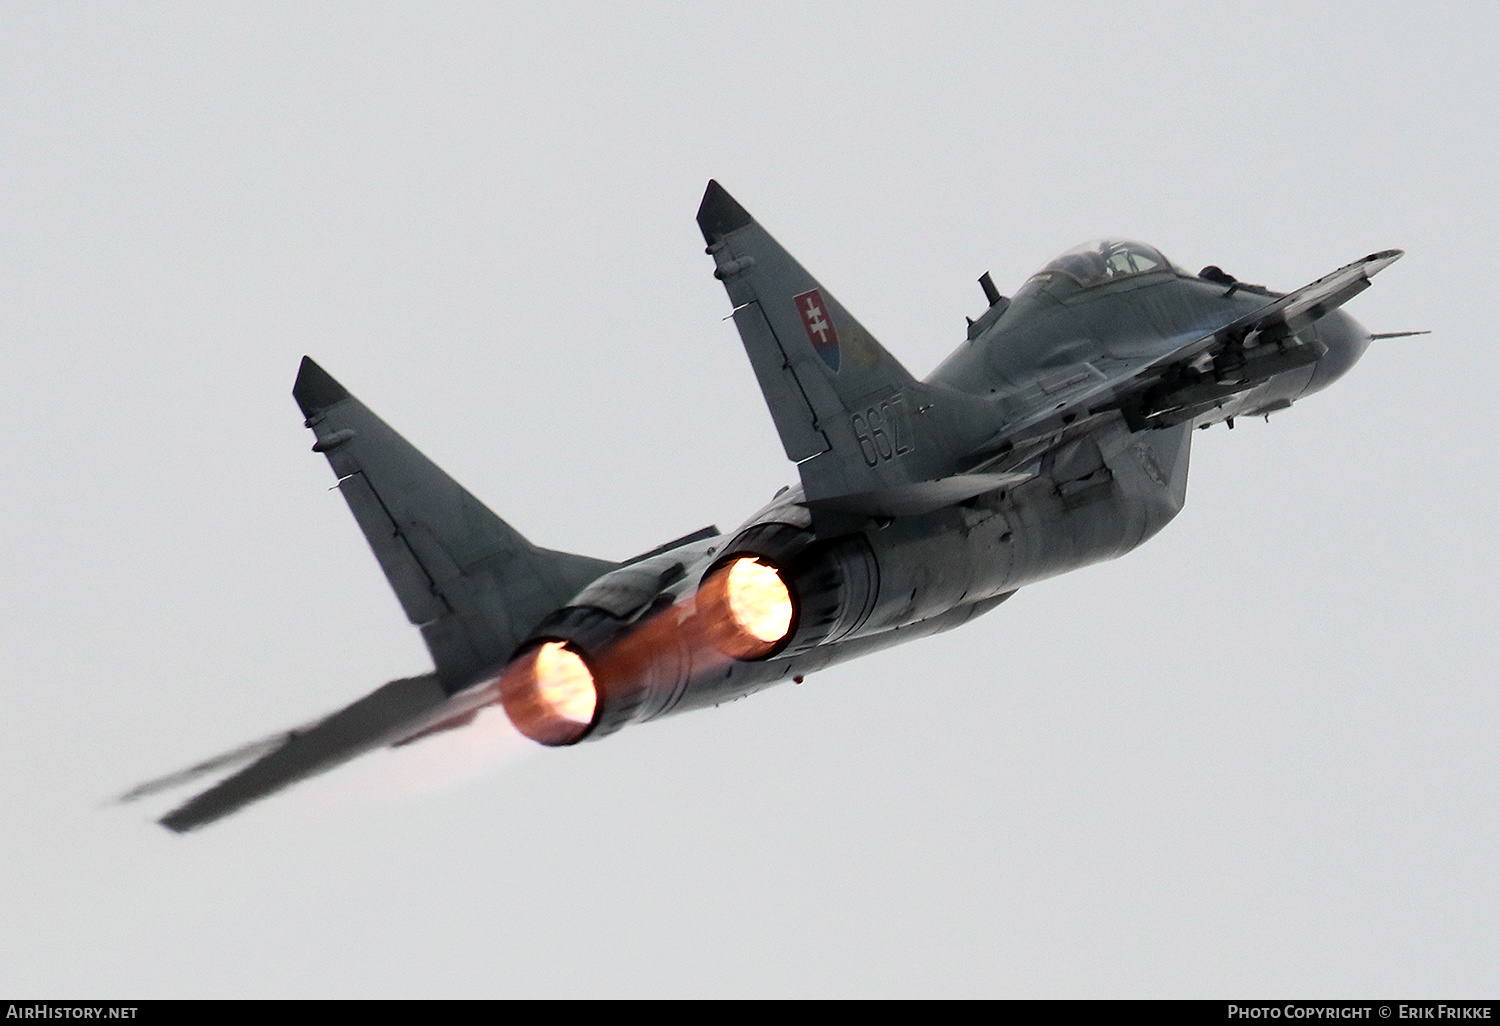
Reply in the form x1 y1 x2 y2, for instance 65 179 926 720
496 520 880 746
698 522 879 662
498 640 599 746
498 596 694 745
696 556 797 660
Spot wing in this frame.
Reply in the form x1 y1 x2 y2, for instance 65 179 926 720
982 250 1403 453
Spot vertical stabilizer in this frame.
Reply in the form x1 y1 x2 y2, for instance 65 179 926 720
293 358 614 691
697 181 1000 502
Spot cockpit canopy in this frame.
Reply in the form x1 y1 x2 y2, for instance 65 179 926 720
1028 239 1174 291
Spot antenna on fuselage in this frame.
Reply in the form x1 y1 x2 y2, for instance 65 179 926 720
979 271 1003 307
966 272 1010 342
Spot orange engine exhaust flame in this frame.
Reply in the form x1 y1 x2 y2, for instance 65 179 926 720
499 641 597 746
697 556 795 659
724 557 794 643
494 556 796 744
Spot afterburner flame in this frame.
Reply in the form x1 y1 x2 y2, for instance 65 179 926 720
500 557 796 744
499 641 597 746
698 556 795 660
533 641 596 723
724 557 794 643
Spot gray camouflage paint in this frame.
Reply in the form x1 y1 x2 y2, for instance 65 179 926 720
140 181 1396 830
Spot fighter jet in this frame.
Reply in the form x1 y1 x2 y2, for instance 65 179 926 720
124 181 1416 831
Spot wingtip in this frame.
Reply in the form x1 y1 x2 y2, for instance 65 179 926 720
696 179 754 244
158 811 195 834
292 356 350 418
1363 249 1404 277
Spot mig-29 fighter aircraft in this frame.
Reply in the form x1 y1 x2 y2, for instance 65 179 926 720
125 181 1415 831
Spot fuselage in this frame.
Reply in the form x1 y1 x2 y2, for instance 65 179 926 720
929 245 1372 425
150 203 1398 829
502 240 1377 742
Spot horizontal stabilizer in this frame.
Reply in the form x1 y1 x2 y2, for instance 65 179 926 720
800 471 1032 518
117 730 297 804
156 673 456 832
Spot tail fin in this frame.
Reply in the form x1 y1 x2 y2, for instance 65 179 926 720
293 358 614 691
698 181 999 502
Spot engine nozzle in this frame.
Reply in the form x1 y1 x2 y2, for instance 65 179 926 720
499 640 598 746
697 555 796 660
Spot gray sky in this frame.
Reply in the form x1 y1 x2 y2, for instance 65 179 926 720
2 2 1495 998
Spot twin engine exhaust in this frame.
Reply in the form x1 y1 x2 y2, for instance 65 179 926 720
498 522 878 746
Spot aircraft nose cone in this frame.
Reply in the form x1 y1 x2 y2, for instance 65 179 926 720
1303 310 1372 396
